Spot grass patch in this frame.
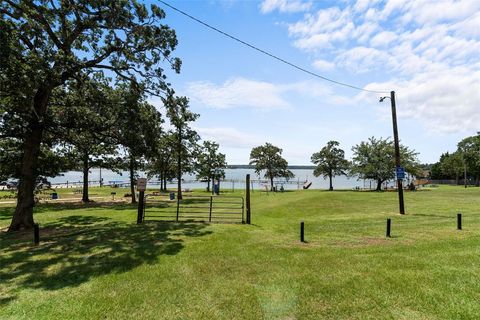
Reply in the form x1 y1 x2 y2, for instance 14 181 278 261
1 186 480 319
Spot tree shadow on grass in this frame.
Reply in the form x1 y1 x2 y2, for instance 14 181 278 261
1 202 138 224
0 215 211 301
0 207 14 222
33 201 138 213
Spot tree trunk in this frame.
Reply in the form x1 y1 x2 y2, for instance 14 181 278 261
328 169 333 191
376 179 383 191
9 88 51 232
163 176 167 192
270 176 274 191
177 170 182 200
82 153 90 202
177 129 183 200
207 176 211 193
129 156 136 204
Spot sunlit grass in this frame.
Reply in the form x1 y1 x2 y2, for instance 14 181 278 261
1 185 480 319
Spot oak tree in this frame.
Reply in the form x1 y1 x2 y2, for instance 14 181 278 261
1 1 180 230
351 137 420 191
311 141 349 191
249 143 294 191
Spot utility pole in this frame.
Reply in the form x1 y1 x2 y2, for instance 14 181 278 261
246 174 251 224
177 125 183 200
390 91 405 215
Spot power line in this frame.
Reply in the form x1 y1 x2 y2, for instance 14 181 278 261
159 1 389 94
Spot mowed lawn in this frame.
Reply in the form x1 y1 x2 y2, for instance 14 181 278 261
1 186 480 319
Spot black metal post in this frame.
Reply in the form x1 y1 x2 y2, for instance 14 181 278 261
457 213 462 230
137 190 144 224
209 196 213 222
300 221 305 242
390 91 405 215
386 218 391 237
176 197 180 222
34 224 40 245
246 174 251 224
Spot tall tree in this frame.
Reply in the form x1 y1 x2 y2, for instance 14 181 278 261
147 131 177 192
55 78 120 202
196 141 227 192
115 86 163 203
249 143 294 191
1 1 180 230
163 96 199 200
457 133 480 187
351 137 421 191
431 152 464 182
311 141 350 191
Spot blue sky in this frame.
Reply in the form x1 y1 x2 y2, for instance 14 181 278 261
149 0 479 165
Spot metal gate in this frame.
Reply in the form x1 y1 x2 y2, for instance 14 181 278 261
143 194 244 223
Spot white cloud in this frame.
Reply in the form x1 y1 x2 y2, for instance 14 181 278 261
185 77 349 110
399 0 480 25
275 0 480 134
369 31 396 47
335 46 392 73
185 78 290 110
194 126 263 148
288 7 351 36
451 11 480 38
260 0 312 14
312 59 335 71
359 67 480 133
353 0 382 13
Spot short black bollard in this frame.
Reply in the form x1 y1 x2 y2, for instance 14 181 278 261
457 213 462 230
386 218 391 238
34 224 40 245
300 221 305 242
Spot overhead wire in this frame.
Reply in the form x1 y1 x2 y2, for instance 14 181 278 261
159 1 389 94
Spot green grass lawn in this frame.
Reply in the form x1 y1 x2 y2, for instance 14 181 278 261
1 186 480 319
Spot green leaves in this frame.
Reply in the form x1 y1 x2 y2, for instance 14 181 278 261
196 141 227 181
311 141 350 178
249 143 294 189
351 137 420 186
457 133 480 180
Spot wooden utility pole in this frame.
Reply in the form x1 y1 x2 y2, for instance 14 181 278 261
246 174 251 224
177 126 183 200
390 91 405 215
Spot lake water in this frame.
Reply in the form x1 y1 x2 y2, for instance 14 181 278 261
49 168 382 190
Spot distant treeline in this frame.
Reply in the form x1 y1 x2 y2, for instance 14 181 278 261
227 165 316 170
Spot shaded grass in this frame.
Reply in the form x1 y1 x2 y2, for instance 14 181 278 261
1 186 480 319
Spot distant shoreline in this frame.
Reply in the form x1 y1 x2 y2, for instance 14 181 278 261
227 165 316 170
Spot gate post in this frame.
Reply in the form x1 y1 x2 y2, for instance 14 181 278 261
137 190 145 224
246 174 251 224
